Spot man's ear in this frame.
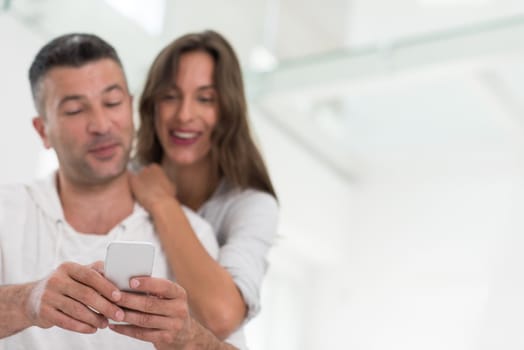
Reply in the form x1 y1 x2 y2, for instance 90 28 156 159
32 116 52 149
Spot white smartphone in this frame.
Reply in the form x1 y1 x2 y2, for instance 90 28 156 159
104 241 155 292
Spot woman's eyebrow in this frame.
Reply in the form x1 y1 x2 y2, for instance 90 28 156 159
196 85 216 91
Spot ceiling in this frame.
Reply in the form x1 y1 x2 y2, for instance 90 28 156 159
253 14 524 181
2 0 524 181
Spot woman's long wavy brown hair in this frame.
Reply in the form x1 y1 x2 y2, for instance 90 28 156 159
135 30 277 199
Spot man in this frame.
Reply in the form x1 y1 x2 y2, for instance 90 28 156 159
0 33 237 349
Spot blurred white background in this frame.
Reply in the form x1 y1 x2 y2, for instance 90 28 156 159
2 1 524 349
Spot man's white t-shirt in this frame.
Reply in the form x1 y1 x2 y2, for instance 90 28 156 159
0 174 246 349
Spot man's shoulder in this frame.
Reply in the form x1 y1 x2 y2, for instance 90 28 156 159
181 205 219 259
182 205 214 234
0 175 56 218
0 182 31 203
0 182 35 238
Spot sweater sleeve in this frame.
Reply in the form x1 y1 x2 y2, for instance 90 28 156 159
218 191 279 321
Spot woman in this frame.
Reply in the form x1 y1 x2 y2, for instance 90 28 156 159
130 30 278 346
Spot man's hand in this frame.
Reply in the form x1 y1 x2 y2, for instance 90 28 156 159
108 277 192 349
25 261 125 333
109 277 237 349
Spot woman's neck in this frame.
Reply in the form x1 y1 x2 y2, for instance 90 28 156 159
162 157 219 211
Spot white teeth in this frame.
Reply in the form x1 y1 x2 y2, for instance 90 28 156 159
171 131 198 139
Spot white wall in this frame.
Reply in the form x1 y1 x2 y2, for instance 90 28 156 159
0 14 50 185
246 101 524 349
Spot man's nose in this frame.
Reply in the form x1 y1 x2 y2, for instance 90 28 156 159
87 106 111 134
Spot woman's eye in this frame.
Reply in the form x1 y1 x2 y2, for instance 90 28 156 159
198 96 214 103
162 94 179 100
